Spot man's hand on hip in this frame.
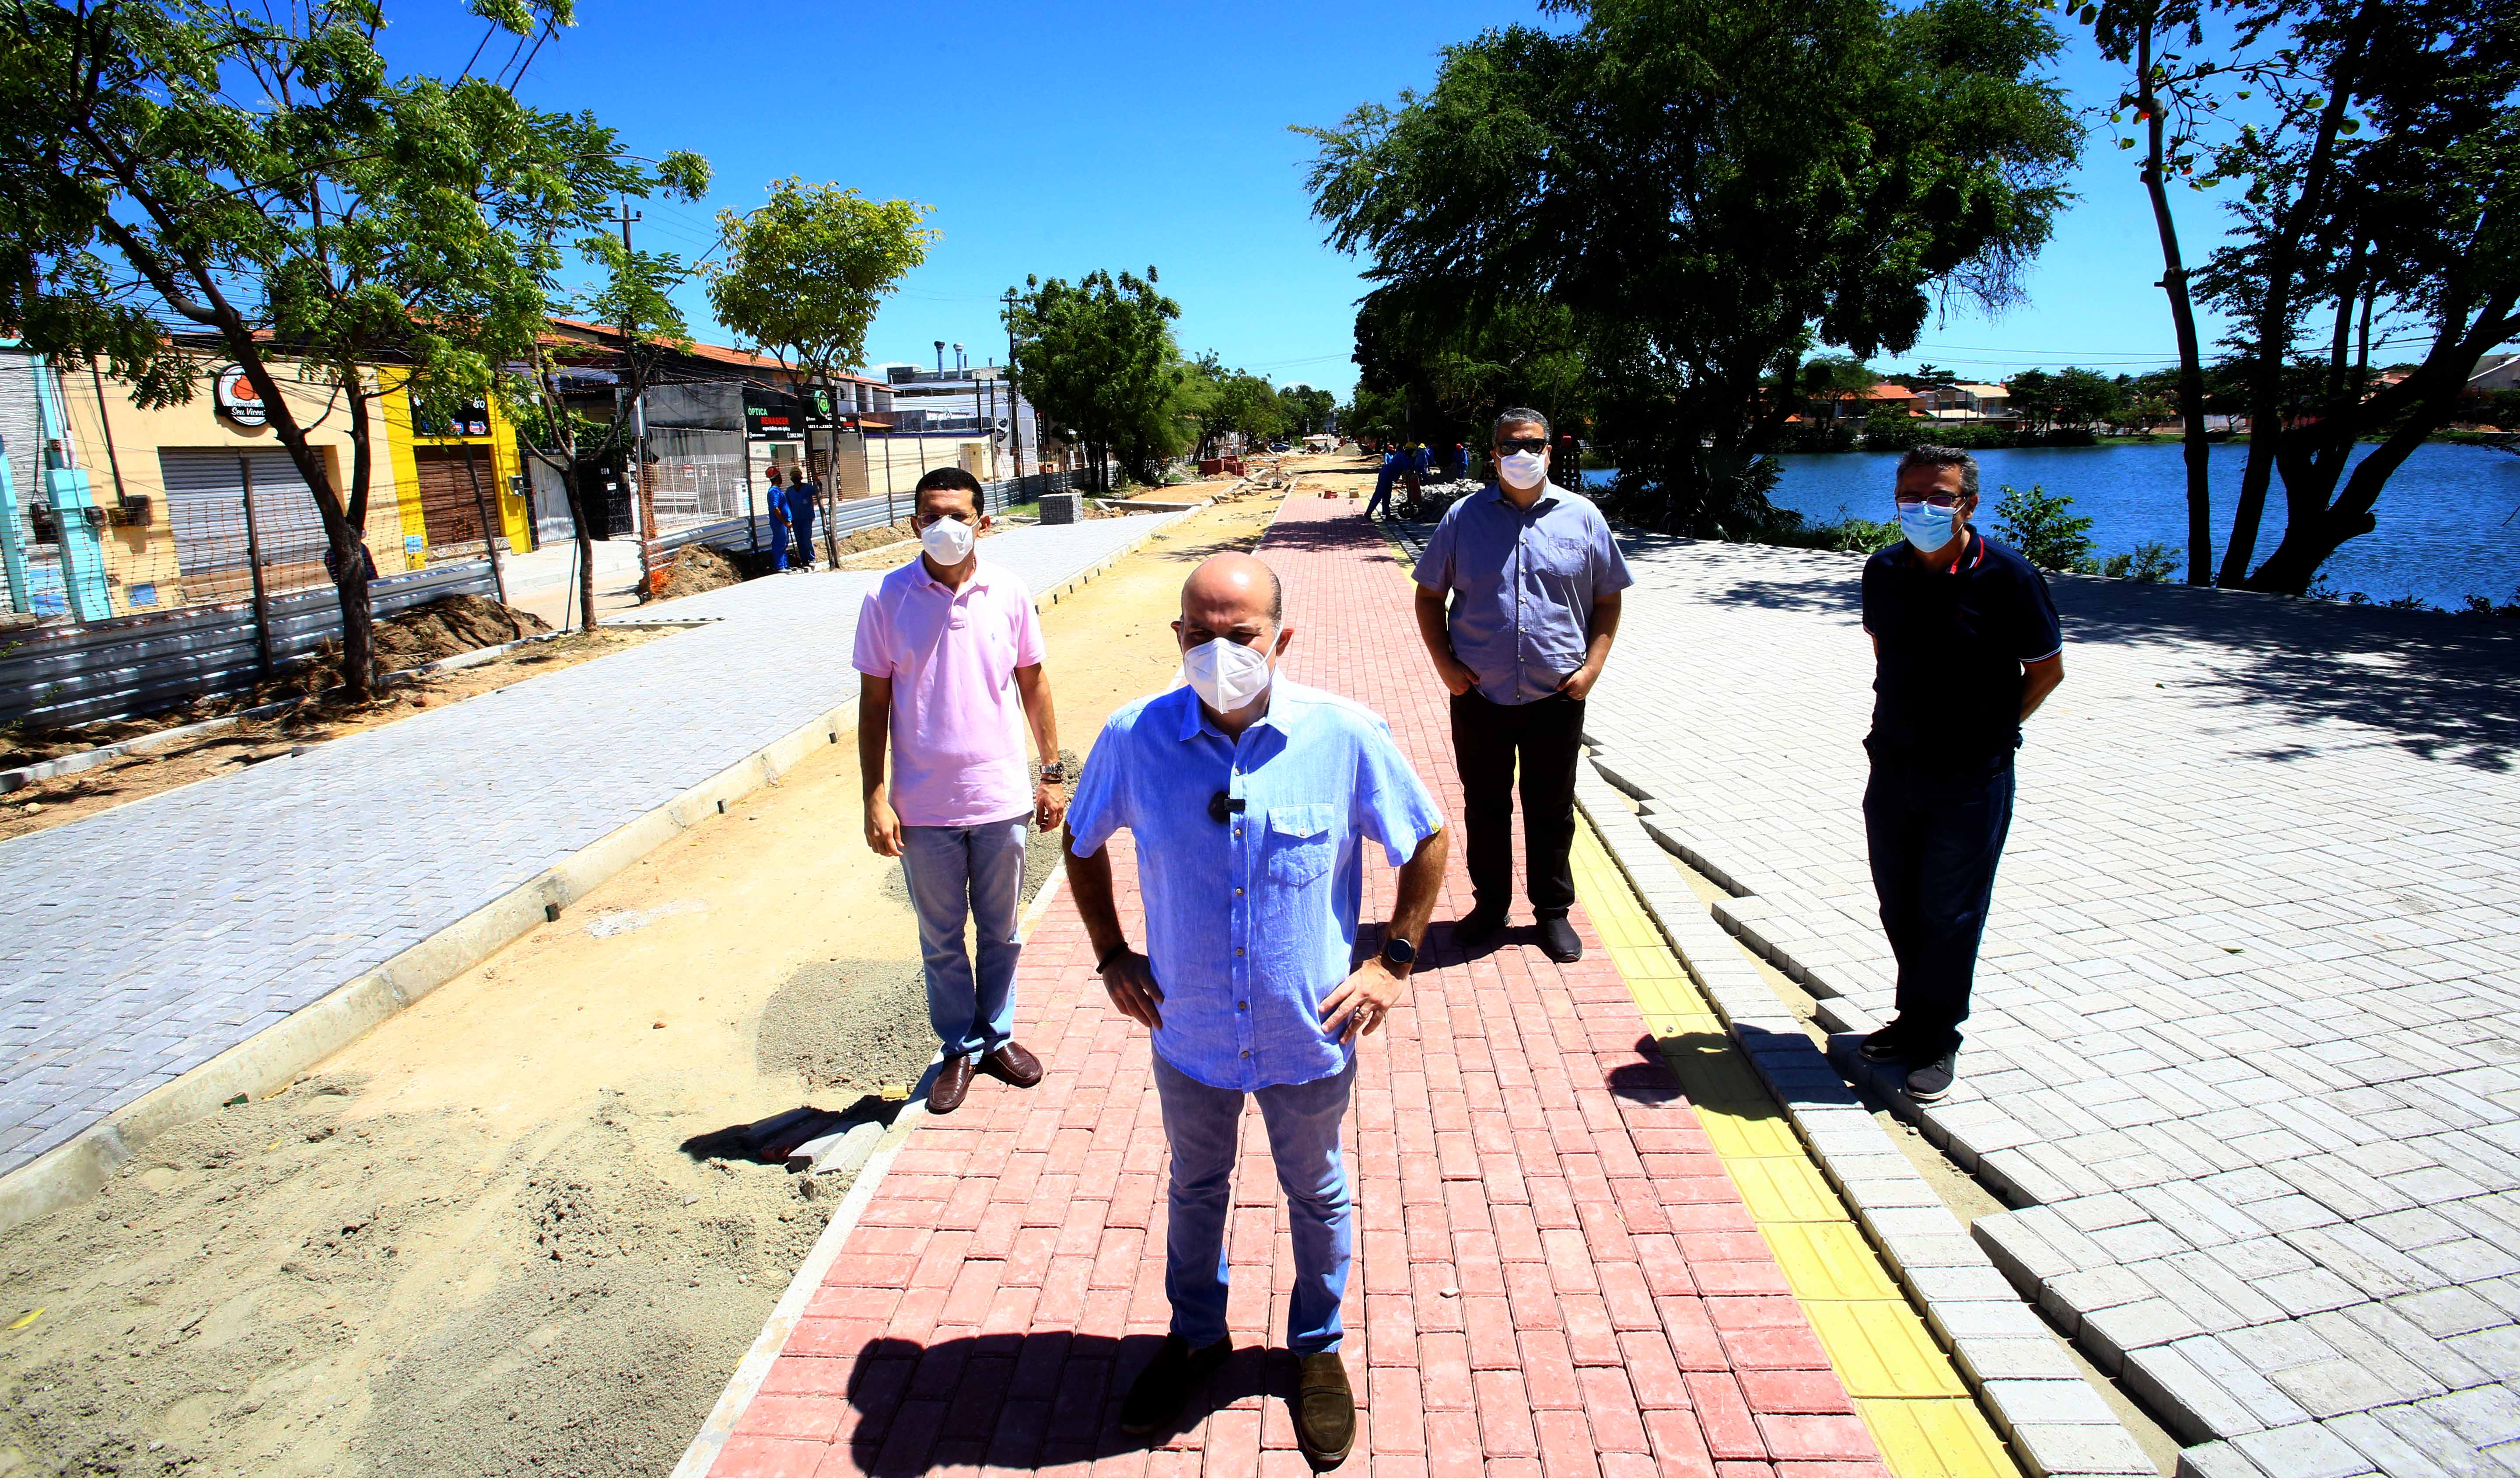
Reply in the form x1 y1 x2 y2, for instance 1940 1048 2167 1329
1322 958 1409 1044
864 791 903 858
1559 663 1602 702
1100 950 1165 1030
1436 655 1478 697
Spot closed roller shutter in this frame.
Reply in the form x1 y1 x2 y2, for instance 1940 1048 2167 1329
413 444 498 554
159 449 330 600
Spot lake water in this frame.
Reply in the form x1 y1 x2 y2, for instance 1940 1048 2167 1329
1586 442 2520 608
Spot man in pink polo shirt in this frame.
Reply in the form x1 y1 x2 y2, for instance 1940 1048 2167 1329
855 468 1066 1114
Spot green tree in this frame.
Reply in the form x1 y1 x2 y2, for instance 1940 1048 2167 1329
2194 0 2520 593
1992 483 2097 572
2051 367 2126 429
1006 268 1188 490
496 134 710 625
1302 0 2081 535
708 178 935 559
0 0 612 698
1348 290 1592 460
1278 384 1337 436
2089 0 2223 583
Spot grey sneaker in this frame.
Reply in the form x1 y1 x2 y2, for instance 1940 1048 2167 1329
1906 1050 1958 1103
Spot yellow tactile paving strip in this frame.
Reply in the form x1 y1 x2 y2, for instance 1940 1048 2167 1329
1572 818 2021 1479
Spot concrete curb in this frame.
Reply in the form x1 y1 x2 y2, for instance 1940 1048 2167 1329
0 628 582 796
672 856 1077 1480
0 513 1188 1239
1572 754 2154 1477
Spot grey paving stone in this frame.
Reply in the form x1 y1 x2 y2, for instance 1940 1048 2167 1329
2176 1439 2269 1477
1570 536 2520 1474
2230 1421 2386 1478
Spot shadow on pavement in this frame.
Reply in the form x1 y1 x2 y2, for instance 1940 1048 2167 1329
1659 535 2520 770
833 1331 1328 1476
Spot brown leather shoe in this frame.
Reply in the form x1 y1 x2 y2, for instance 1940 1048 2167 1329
927 1055 975 1114
981 1040 1042 1088
1293 1351 1354 1465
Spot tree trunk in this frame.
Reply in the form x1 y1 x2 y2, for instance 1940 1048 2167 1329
564 462 597 634
2137 20 2217 586
329 526 377 700
2217 0 2375 586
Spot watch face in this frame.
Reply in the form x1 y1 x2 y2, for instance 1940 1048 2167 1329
1382 937 1417 965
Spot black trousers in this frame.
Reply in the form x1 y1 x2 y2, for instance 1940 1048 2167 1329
1450 689 1585 918
1862 753 2016 1060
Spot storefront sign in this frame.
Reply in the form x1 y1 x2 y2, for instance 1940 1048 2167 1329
213 365 268 427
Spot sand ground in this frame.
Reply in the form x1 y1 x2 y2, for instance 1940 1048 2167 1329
0 489 1286 1478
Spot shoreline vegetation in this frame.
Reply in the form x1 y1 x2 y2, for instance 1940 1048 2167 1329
1743 482 2520 619
1765 425 2518 453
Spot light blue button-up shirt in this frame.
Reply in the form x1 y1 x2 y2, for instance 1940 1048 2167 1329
1066 679 1446 1092
1412 482 1634 705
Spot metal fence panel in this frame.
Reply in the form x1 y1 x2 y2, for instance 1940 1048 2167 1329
0 560 497 730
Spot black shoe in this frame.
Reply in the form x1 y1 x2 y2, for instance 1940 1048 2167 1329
1907 1050 1959 1103
1859 1023 1911 1064
1455 904 1508 950
1536 915 1583 963
1118 1334 1232 1435
1293 1351 1355 1465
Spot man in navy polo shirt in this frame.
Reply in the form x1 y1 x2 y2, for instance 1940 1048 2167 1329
1859 446 2065 1102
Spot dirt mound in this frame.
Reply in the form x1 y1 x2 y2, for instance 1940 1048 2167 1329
755 959 937 1093
652 545 741 602
373 594 550 667
0 1076 826 1479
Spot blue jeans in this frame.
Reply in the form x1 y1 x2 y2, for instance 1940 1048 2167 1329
1152 1050 1353 1354
768 515 790 571
1862 753 2017 1060
1365 474 1394 519
900 817 1028 1059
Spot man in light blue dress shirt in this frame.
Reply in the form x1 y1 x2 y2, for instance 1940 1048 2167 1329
1065 552 1449 1466
1412 407 1631 963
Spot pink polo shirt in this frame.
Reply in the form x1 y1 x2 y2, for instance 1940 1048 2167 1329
852 556 1046 827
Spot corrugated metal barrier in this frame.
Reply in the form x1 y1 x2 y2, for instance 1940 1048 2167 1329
0 560 497 730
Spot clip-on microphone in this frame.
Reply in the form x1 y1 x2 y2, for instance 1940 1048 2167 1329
1208 790 1246 824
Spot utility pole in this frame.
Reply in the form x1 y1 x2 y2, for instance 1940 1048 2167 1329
615 195 661 596
1000 289 1027 482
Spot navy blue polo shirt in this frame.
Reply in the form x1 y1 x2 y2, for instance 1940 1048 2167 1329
1860 530 2062 764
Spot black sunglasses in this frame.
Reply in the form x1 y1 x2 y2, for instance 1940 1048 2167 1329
1496 437 1549 454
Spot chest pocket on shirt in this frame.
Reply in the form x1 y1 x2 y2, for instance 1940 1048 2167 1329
1529 531 1590 580
1265 803 1337 887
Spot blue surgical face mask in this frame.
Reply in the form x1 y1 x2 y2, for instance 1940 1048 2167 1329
1896 499 1964 552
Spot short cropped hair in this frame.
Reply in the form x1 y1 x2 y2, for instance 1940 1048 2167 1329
913 466 983 518
1898 446 1980 500
1493 407 1550 443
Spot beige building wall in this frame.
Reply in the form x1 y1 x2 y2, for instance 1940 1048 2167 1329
53 358 418 615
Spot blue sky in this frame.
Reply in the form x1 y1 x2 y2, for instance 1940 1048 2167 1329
396 0 2284 394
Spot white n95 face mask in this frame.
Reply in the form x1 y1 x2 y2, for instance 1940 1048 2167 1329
1498 450 1547 488
920 515 975 565
1183 636 1273 713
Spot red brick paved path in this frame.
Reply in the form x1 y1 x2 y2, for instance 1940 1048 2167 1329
710 496 1883 1477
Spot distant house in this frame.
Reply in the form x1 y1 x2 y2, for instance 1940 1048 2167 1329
2471 353 2520 393
1904 383 2016 426
1823 383 1922 420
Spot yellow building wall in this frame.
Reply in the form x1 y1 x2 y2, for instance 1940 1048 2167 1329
52 358 418 616
380 369 533 558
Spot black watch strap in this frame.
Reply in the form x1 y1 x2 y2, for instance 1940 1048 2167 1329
1096 942 1130 972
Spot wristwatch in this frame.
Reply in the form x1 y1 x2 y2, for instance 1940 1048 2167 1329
1039 763 1067 784
1380 936 1418 971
